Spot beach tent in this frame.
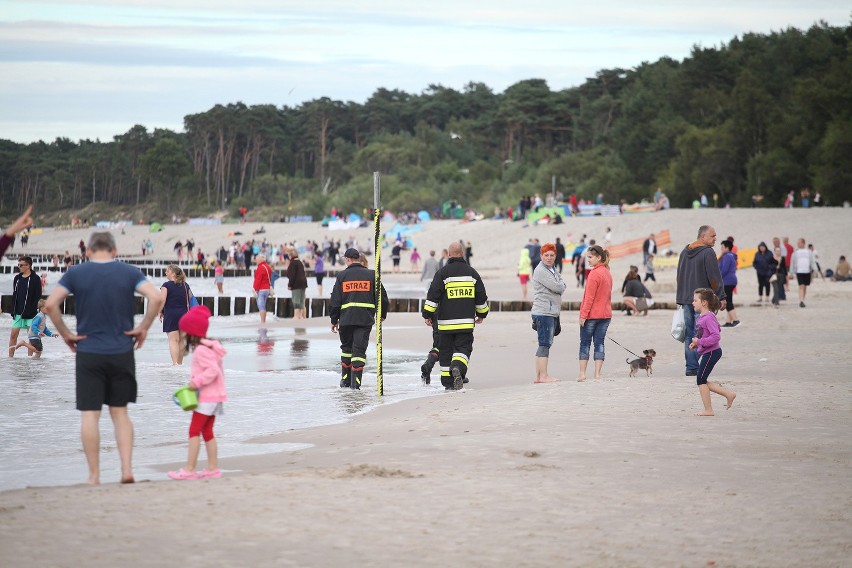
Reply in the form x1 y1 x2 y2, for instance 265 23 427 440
382 211 396 223
384 222 423 239
737 247 757 269
347 212 363 223
417 210 431 222
149 222 164 233
442 201 465 219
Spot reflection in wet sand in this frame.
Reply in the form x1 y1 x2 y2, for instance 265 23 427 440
257 328 275 354
332 388 373 415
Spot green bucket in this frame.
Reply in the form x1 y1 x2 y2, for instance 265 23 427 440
173 387 198 411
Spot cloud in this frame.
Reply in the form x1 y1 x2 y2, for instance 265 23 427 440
1 1 849 142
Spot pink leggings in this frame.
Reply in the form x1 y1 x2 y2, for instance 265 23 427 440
189 411 216 442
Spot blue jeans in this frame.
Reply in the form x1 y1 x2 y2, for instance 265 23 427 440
579 318 610 360
532 315 556 357
682 303 699 374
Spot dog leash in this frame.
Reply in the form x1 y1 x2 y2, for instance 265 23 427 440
607 336 643 359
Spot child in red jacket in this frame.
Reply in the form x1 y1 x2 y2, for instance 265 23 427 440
168 306 228 480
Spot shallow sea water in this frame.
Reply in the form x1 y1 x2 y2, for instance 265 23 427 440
0 314 440 490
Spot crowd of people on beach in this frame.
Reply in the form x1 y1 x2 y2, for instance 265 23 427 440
1 202 846 488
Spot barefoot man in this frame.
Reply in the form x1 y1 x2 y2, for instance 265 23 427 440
46 231 162 485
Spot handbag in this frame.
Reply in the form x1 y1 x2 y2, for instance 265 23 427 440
264 265 276 298
636 297 648 311
185 284 199 309
671 305 685 342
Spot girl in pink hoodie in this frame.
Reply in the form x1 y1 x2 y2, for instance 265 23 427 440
688 289 736 416
168 306 228 480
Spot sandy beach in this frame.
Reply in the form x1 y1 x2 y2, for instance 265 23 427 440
1 208 851 566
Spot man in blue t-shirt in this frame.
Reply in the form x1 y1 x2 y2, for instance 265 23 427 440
46 231 163 485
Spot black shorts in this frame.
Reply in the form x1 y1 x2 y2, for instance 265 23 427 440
796 273 812 286
29 338 44 352
316 273 324 285
76 350 137 411
723 285 736 311
392 257 400 266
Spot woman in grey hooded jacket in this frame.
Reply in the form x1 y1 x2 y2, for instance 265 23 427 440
531 243 567 383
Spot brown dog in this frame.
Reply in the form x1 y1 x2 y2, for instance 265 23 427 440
627 349 656 377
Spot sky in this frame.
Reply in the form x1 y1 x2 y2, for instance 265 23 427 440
1 1 849 143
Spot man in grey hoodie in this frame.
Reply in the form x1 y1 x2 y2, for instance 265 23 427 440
675 226 726 376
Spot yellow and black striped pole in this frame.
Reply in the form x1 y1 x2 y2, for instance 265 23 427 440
373 172 383 396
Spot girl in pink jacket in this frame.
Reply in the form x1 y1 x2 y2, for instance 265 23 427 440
169 306 228 480
688 288 736 416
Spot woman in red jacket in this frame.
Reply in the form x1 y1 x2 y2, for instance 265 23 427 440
253 254 274 324
577 245 613 381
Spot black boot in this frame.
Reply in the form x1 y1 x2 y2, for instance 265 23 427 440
340 364 350 388
351 367 362 390
420 352 437 385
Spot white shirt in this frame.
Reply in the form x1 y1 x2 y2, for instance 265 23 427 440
792 248 813 274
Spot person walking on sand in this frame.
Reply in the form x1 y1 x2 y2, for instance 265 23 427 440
45 231 163 485
330 248 388 389
577 245 613 381
517 248 532 300
675 226 726 377
688 288 736 416
642 233 657 265
555 237 566 273
410 247 421 271
531 243 567 383
577 245 612 382
168 306 227 481
752 242 774 304
420 250 439 290
790 238 817 308
391 241 402 273
718 239 740 327
8 255 41 357
422 242 489 390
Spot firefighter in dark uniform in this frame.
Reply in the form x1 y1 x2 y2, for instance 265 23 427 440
330 248 389 389
422 242 488 390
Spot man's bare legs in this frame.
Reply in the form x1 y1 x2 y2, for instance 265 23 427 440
108 406 135 483
696 383 737 416
81 410 101 484
577 359 588 381
167 330 183 365
8 327 21 357
534 357 559 383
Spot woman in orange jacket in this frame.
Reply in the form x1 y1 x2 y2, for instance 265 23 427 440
578 245 613 381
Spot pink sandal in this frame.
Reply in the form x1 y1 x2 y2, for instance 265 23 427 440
198 469 222 479
167 468 198 480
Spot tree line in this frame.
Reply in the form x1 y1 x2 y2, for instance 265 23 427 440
1 22 849 222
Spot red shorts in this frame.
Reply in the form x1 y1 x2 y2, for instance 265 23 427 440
519 274 530 285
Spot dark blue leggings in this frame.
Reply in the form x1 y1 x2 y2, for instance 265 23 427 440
697 348 722 386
